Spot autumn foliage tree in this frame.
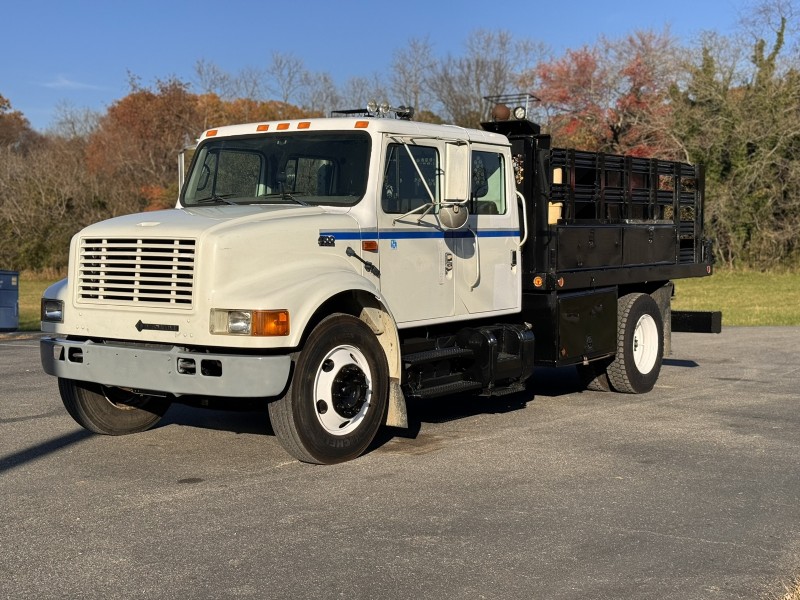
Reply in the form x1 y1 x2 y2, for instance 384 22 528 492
0 94 41 151
526 30 682 158
85 77 201 212
2 13 800 272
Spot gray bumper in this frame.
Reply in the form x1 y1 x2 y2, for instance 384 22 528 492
40 337 292 398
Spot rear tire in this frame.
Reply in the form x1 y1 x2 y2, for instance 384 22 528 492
607 293 664 394
576 358 613 392
268 314 389 464
58 378 169 434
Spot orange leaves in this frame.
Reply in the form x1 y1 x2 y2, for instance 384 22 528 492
527 29 681 159
140 185 173 212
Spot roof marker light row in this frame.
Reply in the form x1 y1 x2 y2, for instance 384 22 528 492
204 120 370 138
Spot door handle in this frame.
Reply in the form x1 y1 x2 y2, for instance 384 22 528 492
445 252 454 273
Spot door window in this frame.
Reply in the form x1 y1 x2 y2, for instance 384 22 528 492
382 144 439 214
470 151 506 215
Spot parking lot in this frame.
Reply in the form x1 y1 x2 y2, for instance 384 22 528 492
2 327 799 599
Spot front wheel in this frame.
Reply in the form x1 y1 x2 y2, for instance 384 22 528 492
268 314 389 464
58 379 169 434
607 293 664 394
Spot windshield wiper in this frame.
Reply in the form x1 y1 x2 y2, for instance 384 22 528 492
259 192 309 206
195 194 237 205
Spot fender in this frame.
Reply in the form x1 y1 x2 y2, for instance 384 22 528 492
214 265 407 428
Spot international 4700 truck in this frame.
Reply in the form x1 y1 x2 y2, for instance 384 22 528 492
40 95 719 463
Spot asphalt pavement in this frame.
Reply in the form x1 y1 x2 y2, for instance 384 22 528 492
1 327 799 599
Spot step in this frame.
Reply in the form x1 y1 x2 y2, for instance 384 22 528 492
403 346 474 366
410 379 484 400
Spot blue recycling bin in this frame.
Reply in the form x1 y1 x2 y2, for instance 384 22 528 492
0 270 19 332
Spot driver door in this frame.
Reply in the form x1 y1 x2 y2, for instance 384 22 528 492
377 139 454 325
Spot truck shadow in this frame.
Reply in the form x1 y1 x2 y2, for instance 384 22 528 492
159 398 274 435
373 367 584 448
157 367 584 448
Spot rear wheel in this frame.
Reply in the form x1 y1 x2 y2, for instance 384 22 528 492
58 378 169 434
607 293 664 394
268 314 389 464
576 358 613 392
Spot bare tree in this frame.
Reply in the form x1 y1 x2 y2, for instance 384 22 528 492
49 102 100 139
428 30 547 128
194 59 234 98
339 74 389 111
391 36 436 113
299 71 340 116
267 52 307 104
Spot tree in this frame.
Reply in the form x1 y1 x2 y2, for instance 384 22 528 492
671 13 800 268
0 94 41 151
298 71 339 116
266 52 307 105
428 30 546 128
86 77 202 212
526 29 682 157
339 74 389 111
391 37 436 115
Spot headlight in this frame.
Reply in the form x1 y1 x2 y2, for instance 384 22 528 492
41 299 64 323
210 309 290 336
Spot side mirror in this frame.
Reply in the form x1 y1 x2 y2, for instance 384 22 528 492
439 202 469 230
441 142 469 229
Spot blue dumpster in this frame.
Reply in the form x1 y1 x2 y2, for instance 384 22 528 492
0 270 19 332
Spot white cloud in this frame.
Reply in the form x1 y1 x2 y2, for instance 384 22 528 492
41 75 105 91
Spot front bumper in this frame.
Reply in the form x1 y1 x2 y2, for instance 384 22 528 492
40 337 292 398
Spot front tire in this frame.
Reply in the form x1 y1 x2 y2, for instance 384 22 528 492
58 379 169 434
268 314 389 464
607 293 664 394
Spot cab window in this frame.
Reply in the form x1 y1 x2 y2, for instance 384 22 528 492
471 151 506 215
382 144 440 214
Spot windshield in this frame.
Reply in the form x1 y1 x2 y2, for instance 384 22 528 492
181 132 371 207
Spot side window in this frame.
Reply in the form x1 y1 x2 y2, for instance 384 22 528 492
471 151 506 215
185 149 218 201
382 144 439 214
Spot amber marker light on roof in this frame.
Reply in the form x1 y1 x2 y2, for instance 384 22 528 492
277 123 290 130
256 124 269 131
297 122 311 129
355 121 369 129
206 129 218 137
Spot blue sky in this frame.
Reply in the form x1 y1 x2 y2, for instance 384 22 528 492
3 0 753 131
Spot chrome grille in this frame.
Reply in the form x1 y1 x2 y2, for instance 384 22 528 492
78 237 195 307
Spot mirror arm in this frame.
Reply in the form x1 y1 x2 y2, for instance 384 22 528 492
400 142 437 205
392 202 434 224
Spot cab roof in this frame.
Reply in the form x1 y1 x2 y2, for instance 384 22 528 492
198 117 510 146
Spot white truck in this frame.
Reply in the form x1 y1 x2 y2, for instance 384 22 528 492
40 96 719 464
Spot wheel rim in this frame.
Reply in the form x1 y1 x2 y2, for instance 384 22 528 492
313 344 372 436
632 314 659 374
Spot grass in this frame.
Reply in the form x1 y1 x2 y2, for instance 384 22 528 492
18 276 60 331
672 269 800 326
11 268 800 332
772 579 800 600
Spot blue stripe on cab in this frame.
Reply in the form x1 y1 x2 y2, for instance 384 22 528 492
319 229 520 241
